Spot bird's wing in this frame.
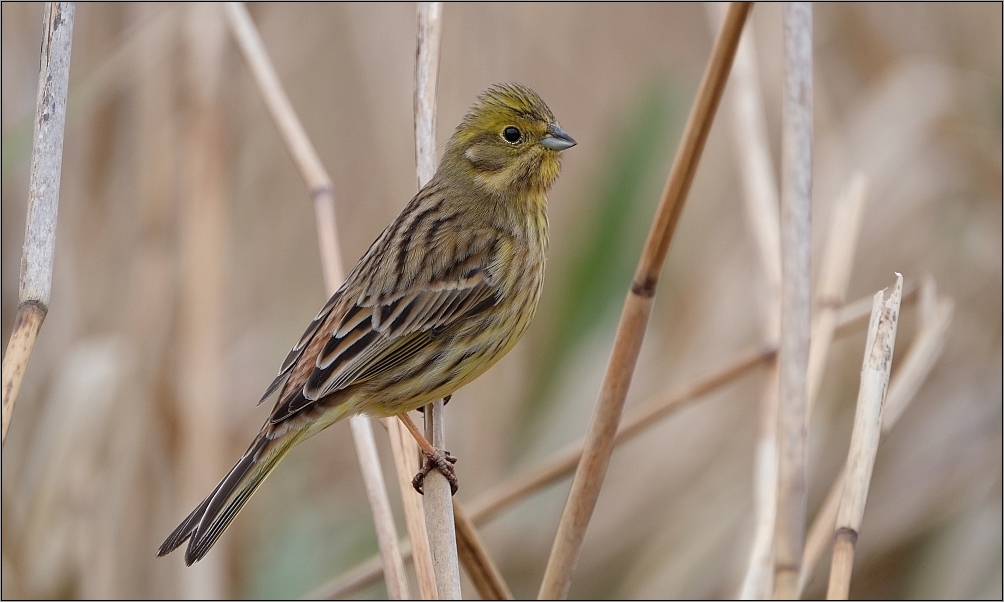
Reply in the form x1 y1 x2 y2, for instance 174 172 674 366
267 233 501 423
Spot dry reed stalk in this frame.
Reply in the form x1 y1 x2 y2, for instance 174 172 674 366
454 498 514 599
833 283 918 338
347 419 411 599
766 168 864 597
826 274 903 599
766 170 864 596
384 416 438 599
224 3 410 597
2 2 75 447
538 5 752 597
880 277 953 429
423 397 461 599
798 278 953 596
705 5 783 596
807 174 868 414
414 1 442 190
308 288 891 599
223 2 344 288
177 6 230 595
412 3 462 599
773 3 813 598
744 363 780 600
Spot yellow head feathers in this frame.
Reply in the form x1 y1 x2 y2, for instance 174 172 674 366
443 83 575 194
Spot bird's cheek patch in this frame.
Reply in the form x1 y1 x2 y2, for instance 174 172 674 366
464 144 508 172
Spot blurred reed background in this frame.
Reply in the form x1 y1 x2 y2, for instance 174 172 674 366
2 3 1000 599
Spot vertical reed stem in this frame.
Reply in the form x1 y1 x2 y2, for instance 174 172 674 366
414 3 461 599
2 2 75 446
773 3 813 598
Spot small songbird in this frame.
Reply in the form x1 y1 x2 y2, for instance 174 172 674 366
158 83 575 565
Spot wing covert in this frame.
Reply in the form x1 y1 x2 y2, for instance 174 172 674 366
302 274 498 401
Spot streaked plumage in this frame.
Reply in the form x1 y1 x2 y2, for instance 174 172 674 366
158 83 575 565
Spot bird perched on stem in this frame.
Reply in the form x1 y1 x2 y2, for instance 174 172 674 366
159 83 575 565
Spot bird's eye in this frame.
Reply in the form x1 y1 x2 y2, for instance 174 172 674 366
502 126 522 144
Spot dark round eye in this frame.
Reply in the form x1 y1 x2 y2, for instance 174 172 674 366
502 126 522 144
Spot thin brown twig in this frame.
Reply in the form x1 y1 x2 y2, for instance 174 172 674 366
826 275 903 599
305 286 915 599
538 4 752 597
223 3 410 597
2 2 75 447
774 3 813 597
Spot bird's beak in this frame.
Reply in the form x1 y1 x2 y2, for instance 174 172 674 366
540 123 576 150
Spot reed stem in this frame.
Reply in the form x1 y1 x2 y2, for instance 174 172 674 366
2 2 75 447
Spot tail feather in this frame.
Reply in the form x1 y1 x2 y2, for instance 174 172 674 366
157 493 212 558
158 431 301 565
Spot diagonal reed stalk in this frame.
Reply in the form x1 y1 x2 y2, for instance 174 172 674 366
774 3 813 598
2 2 75 447
538 3 752 598
453 498 514 599
383 415 438 598
826 275 903 599
306 287 920 599
223 3 410 598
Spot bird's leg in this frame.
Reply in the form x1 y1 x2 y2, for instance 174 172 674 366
398 405 458 495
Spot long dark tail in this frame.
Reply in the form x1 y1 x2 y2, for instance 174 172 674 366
158 428 303 565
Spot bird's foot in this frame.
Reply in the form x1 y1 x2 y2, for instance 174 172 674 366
412 450 458 495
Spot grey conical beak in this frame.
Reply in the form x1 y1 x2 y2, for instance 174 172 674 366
541 123 576 150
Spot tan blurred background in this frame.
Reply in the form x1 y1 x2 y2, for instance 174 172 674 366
2 3 1000 599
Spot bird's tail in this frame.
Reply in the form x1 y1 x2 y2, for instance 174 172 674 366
157 426 305 565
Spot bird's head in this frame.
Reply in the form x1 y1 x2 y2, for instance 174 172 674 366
442 83 575 197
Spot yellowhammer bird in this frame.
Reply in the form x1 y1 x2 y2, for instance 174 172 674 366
158 83 575 565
